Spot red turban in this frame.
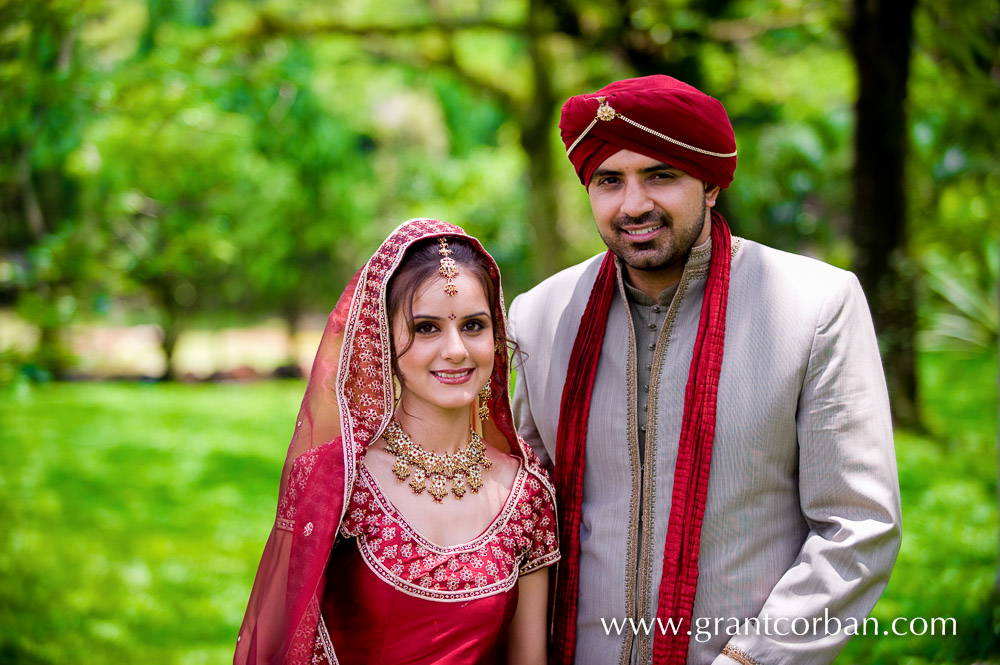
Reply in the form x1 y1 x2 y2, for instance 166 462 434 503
560 75 738 188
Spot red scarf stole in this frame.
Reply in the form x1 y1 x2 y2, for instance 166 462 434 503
551 212 732 665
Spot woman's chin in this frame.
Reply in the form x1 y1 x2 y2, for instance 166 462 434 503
397 393 478 418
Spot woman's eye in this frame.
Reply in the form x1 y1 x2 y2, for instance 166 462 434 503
414 322 438 334
463 319 487 332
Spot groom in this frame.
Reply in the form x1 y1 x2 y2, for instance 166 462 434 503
508 75 901 665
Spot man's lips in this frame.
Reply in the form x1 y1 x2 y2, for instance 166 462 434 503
621 223 664 239
430 368 475 384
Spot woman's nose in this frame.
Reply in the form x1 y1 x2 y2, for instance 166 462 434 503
441 328 469 361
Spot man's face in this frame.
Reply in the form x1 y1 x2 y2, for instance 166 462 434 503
587 149 719 286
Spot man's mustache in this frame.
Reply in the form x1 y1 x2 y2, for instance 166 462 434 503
615 210 671 229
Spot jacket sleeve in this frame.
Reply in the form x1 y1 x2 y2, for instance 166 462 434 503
714 273 902 665
509 293 553 469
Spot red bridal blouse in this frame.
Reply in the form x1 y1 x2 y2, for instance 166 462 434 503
311 460 559 664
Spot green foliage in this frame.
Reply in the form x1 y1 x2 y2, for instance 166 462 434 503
1 0 997 389
0 0 103 374
908 1 999 359
919 240 998 352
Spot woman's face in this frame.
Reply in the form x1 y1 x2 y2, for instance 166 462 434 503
392 271 495 419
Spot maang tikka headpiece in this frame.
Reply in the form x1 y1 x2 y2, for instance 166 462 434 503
438 237 459 296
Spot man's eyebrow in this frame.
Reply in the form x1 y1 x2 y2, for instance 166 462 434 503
591 167 622 180
590 161 678 182
640 162 677 173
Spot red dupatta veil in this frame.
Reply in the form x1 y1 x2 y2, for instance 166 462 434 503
234 219 527 665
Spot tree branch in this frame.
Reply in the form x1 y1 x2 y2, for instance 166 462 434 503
707 14 815 43
258 11 524 39
256 10 522 110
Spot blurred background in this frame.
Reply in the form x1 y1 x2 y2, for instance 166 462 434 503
0 0 996 663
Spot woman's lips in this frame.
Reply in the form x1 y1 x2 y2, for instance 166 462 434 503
430 368 475 384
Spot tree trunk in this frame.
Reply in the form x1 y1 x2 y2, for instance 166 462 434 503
848 0 919 427
35 319 69 380
140 0 173 55
279 303 305 379
160 318 179 381
193 0 215 27
151 281 180 381
18 149 45 239
520 0 564 281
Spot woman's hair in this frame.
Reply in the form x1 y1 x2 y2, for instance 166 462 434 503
386 237 498 363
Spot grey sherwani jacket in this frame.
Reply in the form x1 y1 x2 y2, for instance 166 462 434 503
508 236 901 665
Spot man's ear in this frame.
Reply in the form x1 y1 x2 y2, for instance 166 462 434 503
704 184 721 207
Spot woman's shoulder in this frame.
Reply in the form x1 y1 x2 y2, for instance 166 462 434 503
514 435 556 489
487 444 521 476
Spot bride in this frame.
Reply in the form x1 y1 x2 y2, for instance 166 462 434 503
235 219 559 665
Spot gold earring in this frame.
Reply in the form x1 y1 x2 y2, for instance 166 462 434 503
478 382 492 421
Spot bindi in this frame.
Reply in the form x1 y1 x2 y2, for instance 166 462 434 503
448 313 456 320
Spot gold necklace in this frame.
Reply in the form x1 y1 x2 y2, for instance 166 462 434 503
382 419 492 502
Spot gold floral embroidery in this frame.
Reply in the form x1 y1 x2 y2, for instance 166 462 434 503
613 262 642 665
722 644 761 665
337 464 559 602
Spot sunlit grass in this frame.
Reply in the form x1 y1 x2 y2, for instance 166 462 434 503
0 381 303 664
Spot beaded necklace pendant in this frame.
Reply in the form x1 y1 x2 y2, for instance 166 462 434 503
383 420 492 503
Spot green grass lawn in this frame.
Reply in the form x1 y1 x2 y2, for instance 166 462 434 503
0 350 997 664
0 381 303 664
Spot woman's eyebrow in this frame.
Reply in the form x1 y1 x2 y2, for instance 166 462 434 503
412 311 490 320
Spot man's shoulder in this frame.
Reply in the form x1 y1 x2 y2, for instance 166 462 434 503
731 237 873 328
508 253 605 343
510 252 605 312
736 238 857 291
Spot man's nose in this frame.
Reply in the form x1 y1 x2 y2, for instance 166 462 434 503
621 180 654 218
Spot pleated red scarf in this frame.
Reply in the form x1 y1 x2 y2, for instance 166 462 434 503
551 211 732 665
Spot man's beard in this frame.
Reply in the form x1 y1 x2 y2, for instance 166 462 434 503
600 199 708 274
